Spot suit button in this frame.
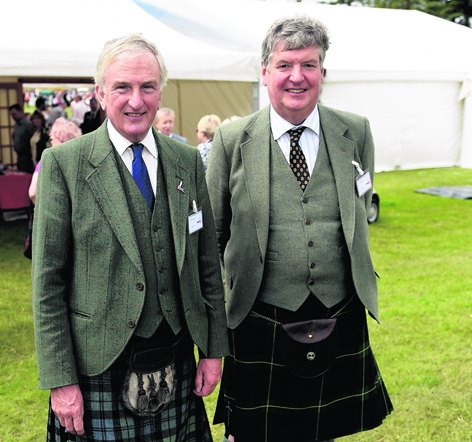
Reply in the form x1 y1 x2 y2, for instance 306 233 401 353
307 240 314 247
155 245 162 252
302 197 309 203
309 262 316 268
159 288 167 294
304 219 312 225
153 225 158 232
136 283 144 291
127 319 135 328
308 279 315 286
159 266 166 273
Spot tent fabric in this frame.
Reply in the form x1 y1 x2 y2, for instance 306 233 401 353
137 0 472 172
0 0 259 82
2 0 472 169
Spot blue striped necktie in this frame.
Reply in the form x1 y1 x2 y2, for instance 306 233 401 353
131 143 154 208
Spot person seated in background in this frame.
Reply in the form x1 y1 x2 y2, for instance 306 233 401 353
154 107 187 143
80 97 101 134
30 110 50 165
196 114 221 173
29 117 82 204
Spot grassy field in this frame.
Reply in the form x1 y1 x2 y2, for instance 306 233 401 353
1 167 471 441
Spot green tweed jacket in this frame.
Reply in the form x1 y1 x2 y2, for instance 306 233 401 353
206 104 378 329
32 122 229 390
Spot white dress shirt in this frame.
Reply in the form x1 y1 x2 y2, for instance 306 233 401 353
269 105 320 175
107 120 158 196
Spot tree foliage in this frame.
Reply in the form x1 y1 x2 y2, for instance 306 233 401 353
325 0 472 27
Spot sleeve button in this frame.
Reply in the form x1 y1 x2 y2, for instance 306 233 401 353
136 283 144 291
127 319 135 328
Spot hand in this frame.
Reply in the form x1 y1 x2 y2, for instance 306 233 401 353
50 384 85 435
193 357 222 397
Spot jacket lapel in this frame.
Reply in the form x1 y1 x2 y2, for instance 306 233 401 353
156 131 190 275
319 105 356 251
241 107 271 257
85 124 143 273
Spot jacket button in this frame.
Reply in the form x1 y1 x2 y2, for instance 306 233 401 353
302 197 309 203
127 319 135 328
308 279 315 286
309 262 316 268
136 283 144 291
307 240 314 247
159 288 167 294
159 266 166 273
153 225 158 232
304 219 312 225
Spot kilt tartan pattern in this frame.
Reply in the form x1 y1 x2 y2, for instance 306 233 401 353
46 337 212 442
214 296 393 442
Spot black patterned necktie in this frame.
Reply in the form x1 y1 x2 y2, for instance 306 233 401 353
288 126 310 191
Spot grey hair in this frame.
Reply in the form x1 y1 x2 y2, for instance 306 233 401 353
155 107 175 121
95 34 168 92
261 16 330 70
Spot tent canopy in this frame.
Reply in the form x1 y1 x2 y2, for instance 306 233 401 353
137 0 472 170
0 0 259 82
136 0 472 82
2 0 472 169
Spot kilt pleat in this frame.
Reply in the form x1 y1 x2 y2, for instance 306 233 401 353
214 296 393 442
46 337 212 442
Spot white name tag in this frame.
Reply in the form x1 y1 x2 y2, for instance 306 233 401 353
188 210 203 234
356 169 372 197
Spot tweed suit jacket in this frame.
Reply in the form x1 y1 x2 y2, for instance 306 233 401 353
206 104 378 329
32 122 229 390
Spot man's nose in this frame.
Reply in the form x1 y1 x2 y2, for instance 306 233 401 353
129 88 144 108
290 65 303 83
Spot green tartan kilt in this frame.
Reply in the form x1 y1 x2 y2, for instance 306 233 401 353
214 295 393 442
47 335 212 442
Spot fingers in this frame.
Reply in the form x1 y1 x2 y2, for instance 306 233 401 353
51 384 85 435
193 358 222 397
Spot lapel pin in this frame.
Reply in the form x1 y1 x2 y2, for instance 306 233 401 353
177 181 185 194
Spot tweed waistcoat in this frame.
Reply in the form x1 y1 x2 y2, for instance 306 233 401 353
257 131 354 311
115 148 184 338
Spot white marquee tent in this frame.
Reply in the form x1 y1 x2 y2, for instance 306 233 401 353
0 0 259 147
2 0 472 170
137 0 472 171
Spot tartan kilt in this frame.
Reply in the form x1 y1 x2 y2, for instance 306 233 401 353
46 335 212 442
214 295 393 442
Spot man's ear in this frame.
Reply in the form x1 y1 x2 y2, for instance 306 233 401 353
95 84 106 111
261 61 268 87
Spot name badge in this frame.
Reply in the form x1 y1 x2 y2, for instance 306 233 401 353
352 161 372 197
356 169 372 197
188 200 203 234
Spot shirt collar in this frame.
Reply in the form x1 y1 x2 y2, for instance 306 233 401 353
107 120 157 159
270 104 320 141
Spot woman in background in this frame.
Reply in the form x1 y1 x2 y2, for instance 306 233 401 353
29 118 82 204
30 110 50 165
196 114 221 173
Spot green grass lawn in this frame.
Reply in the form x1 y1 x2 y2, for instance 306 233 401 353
1 167 471 441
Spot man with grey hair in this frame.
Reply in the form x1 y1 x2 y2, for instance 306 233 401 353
155 107 188 143
207 16 393 442
32 33 229 441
